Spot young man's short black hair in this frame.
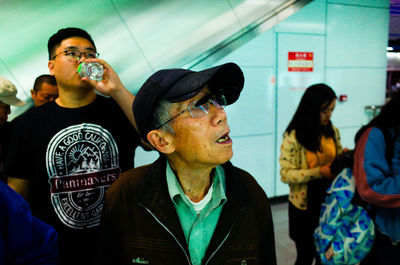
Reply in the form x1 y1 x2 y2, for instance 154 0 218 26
47 27 96 60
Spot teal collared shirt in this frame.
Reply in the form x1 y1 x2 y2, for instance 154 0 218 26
166 162 227 265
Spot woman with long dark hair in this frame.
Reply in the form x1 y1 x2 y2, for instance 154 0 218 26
279 83 344 265
353 90 400 265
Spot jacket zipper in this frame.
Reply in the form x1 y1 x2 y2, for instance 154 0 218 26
138 203 193 265
205 206 246 265
204 225 232 265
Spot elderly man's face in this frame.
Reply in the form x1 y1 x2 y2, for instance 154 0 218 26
168 88 233 168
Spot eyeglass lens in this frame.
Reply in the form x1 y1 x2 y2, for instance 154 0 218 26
189 97 225 118
65 50 99 61
154 93 227 129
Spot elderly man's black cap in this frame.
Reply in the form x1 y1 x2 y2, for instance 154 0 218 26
132 62 244 140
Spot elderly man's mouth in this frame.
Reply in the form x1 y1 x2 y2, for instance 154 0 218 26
216 133 231 143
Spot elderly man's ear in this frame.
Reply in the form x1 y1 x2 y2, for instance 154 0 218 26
147 130 175 154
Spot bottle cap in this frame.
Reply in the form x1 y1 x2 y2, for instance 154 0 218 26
77 62 84 76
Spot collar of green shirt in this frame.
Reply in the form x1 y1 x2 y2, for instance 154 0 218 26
165 161 227 265
166 161 227 208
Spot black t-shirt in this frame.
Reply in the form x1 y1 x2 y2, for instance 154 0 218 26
6 95 140 264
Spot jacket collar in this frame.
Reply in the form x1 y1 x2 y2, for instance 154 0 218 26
136 156 248 204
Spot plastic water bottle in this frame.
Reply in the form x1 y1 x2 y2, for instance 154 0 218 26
78 62 104 81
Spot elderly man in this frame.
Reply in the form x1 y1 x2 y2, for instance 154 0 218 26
100 62 277 265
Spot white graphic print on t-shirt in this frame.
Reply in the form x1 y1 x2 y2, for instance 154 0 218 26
46 123 120 229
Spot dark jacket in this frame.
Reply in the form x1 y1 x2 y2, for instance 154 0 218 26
99 156 276 265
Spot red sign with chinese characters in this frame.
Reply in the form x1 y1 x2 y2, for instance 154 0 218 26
288 52 314 72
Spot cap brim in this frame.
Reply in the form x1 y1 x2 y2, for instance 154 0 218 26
165 62 244 105
0 96 26 106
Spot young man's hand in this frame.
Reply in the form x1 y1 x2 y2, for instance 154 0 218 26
82 58 138 130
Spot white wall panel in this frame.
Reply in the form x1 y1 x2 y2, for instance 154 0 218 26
326 67 387 128
225 67 275 136
230 134 275 197
134 147 159 168
336 126 360 150
276 0 326 34
326 3 389 67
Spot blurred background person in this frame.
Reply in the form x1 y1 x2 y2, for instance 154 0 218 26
354 90 400 265
12 74 58 123
0 76 25 182
0 180 58 264
279 83 345 265
31 74 58 107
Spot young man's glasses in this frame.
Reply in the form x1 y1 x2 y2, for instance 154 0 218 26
155 93 227 129
51 50 100 62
